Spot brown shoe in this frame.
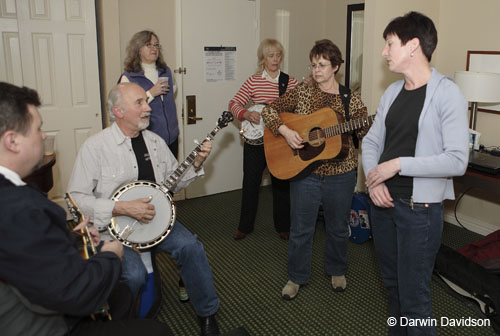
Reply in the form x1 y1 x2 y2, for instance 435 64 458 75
233 230 247 240
331 275 347 292
279 232 290 240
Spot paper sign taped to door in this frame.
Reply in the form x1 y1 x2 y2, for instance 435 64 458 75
204 46 236 82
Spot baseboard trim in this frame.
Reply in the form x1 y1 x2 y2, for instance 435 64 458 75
444 211 499 236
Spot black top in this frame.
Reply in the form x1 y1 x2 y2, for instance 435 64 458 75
0 174 121 321
131 132 156 182
379 84 426 198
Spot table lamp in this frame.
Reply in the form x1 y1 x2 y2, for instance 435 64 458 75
454 71 500 130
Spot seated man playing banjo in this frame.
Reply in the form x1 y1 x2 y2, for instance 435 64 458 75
67 82 220 336
0 82 172 336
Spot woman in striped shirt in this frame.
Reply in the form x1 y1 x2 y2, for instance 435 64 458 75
229 39 298 241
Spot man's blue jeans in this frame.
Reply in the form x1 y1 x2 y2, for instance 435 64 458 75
288 171 356 284
371 199 443 336
120 221 219 317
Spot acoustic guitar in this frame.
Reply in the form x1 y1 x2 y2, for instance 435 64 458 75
64 193 112 321
263 107 374 180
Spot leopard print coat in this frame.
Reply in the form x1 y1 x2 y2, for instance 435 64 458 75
262 81 369 176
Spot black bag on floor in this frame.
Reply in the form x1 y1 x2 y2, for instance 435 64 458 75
434 244 500 333
348 192 372 244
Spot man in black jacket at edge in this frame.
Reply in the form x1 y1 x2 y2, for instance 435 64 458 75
0 82 172 336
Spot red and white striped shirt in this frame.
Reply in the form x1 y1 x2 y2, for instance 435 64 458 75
229 70 298 121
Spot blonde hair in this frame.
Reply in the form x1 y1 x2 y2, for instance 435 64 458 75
256 39 284 73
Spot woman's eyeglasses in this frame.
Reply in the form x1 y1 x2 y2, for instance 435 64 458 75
308 62 331 71
145 42 162 50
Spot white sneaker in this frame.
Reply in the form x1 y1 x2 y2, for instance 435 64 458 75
331 275 347 292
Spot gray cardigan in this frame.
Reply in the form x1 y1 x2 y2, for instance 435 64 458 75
362 68 469 203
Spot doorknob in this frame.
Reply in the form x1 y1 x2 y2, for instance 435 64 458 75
174 67 187 74
188 117 203 124
186 95 202 124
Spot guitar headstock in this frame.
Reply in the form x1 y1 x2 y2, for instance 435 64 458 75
64 193 83 224
217 111 234 128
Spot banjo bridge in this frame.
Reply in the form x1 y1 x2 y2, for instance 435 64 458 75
120 225 134 240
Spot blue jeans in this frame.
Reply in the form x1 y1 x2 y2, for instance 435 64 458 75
120 221 219 317
288 171 356 284
371 199 443 336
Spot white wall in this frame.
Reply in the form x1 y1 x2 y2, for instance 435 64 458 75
260 0 329 81
259 0 362 85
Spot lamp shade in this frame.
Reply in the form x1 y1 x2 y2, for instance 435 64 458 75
454 71 500 103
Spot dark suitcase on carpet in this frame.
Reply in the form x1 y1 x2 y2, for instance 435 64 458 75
434 244 500 333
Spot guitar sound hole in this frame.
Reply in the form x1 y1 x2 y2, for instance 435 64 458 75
299 129 325 162
307 127 325 147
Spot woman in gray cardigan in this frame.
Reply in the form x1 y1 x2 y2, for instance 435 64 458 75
361 11 468 336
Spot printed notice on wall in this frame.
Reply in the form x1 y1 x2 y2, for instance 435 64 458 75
204 46 236 82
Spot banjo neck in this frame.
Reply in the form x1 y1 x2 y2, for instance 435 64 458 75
163 126 221 193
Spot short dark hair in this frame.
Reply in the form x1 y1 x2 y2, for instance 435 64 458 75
383 11 437 62
0 82 41 137
309 39 344 74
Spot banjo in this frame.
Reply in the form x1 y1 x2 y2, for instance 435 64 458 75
239 104 267 146
108 111 233 249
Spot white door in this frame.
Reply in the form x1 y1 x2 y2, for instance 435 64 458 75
176 0 260 198
0 0 101 204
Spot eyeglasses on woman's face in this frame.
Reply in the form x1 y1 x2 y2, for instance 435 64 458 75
145 42 162 50
308 62 331 71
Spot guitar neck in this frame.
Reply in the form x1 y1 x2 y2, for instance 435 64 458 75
325 115 375 137
163 126 221 192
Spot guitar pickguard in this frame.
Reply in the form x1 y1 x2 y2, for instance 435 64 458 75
298 126 326 161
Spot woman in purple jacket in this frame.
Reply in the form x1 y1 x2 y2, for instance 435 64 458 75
120 30 180 158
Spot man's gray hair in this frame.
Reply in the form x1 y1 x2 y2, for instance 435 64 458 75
107 84 123 121
107 82 143 121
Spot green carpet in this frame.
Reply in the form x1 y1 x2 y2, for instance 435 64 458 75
154 186 497 335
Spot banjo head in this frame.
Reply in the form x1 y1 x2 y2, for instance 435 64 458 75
240 104 266 145
109 181 175 249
